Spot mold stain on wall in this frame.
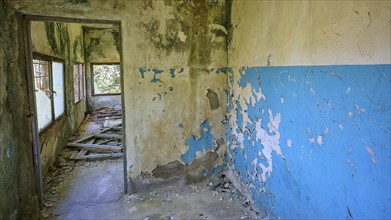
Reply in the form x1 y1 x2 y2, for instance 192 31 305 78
44 22 69 56
83 26 121 111
125 0 229 177
31 21 86 177
134 64 228 176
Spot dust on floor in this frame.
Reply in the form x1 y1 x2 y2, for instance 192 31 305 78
40 159 260 219
39 114 260 219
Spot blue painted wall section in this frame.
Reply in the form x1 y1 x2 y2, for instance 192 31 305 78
151 69 163 83
138 67 229 83
169 68 176 78
139 68 146 78
227 64 391 219
138 68 177 83
181 119 215 165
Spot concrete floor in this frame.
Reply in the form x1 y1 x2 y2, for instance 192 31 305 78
39 117 260 219
40 159 260 219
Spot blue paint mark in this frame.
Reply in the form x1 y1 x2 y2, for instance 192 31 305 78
139 68 146 78
217 67 233 74
227 64 391 219
151 69 163 83
181 119 214 165
170 69 176 78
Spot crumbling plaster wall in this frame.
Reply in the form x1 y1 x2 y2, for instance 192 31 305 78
226 1 390 219
0 0 39 218
30 21 86 177
83 26 122 111
125 0 229 177
6 0 229 192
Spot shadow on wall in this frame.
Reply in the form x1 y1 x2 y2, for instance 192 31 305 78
226 64 391 219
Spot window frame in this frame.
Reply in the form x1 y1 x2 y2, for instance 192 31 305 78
91 62 121 96
73 62 85 104
33 53 66 132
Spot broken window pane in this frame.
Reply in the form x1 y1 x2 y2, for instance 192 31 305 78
92 64 121 95
52 62 65 118
33 59 50 92
74 64 80 102
74 63 85 103
33 59 52 130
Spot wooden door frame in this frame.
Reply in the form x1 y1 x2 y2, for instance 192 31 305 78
22 14 128 209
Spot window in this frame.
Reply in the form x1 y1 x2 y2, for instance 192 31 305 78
91 63 121 95
33 58 65 131
73 63 85 103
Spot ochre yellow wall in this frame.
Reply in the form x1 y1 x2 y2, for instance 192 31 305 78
229 1 390 67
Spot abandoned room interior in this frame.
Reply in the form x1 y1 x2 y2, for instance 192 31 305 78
0 0 390 219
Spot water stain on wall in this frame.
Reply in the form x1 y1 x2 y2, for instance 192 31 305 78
206 88 219 110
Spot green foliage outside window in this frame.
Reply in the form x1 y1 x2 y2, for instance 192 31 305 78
92 64 121 95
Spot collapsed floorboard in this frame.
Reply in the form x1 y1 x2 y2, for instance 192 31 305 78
67 143 122 152
70 152 123 160
67 123 123 161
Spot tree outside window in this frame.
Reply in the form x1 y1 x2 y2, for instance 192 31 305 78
92 64 121 95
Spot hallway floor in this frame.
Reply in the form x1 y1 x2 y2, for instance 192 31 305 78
39 116 260 219
40 159 260 219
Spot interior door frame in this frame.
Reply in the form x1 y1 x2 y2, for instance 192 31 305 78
23 14 128 209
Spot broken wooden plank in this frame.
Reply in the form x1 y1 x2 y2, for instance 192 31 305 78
96 139 113 145
110 127 122 131
67 143 122 153
76 149 88 158
69 152 78 160
86 139 95 144
71 126 119 144
71 133 95 144
97 113 122 118
94 133 123 140
72 153 123 160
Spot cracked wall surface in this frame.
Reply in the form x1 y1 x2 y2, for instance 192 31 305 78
227 1 391 219
1 2 229 218
136 66 228 176
1 1 39 218
2 0 390 219
226 65 391 219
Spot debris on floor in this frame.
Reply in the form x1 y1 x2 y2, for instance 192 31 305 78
39 109 260 219
92 107 122 126
210 173 260 217
62 109 123 162
41 159 122 219
67 123 123 161
41 159 260 220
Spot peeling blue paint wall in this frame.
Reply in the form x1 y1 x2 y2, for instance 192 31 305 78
226 65 391 219
181 119 214 165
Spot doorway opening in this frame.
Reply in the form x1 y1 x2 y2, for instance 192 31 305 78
24 15 127 209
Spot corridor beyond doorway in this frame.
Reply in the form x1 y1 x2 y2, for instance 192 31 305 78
39 118 260 220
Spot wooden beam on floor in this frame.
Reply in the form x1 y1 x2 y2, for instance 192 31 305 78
70 126 122 144
67 143 122 153
94 133 123 140
72 153 123 160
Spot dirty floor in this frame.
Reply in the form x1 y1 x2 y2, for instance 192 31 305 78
39 117 260 219
40 159 259 219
